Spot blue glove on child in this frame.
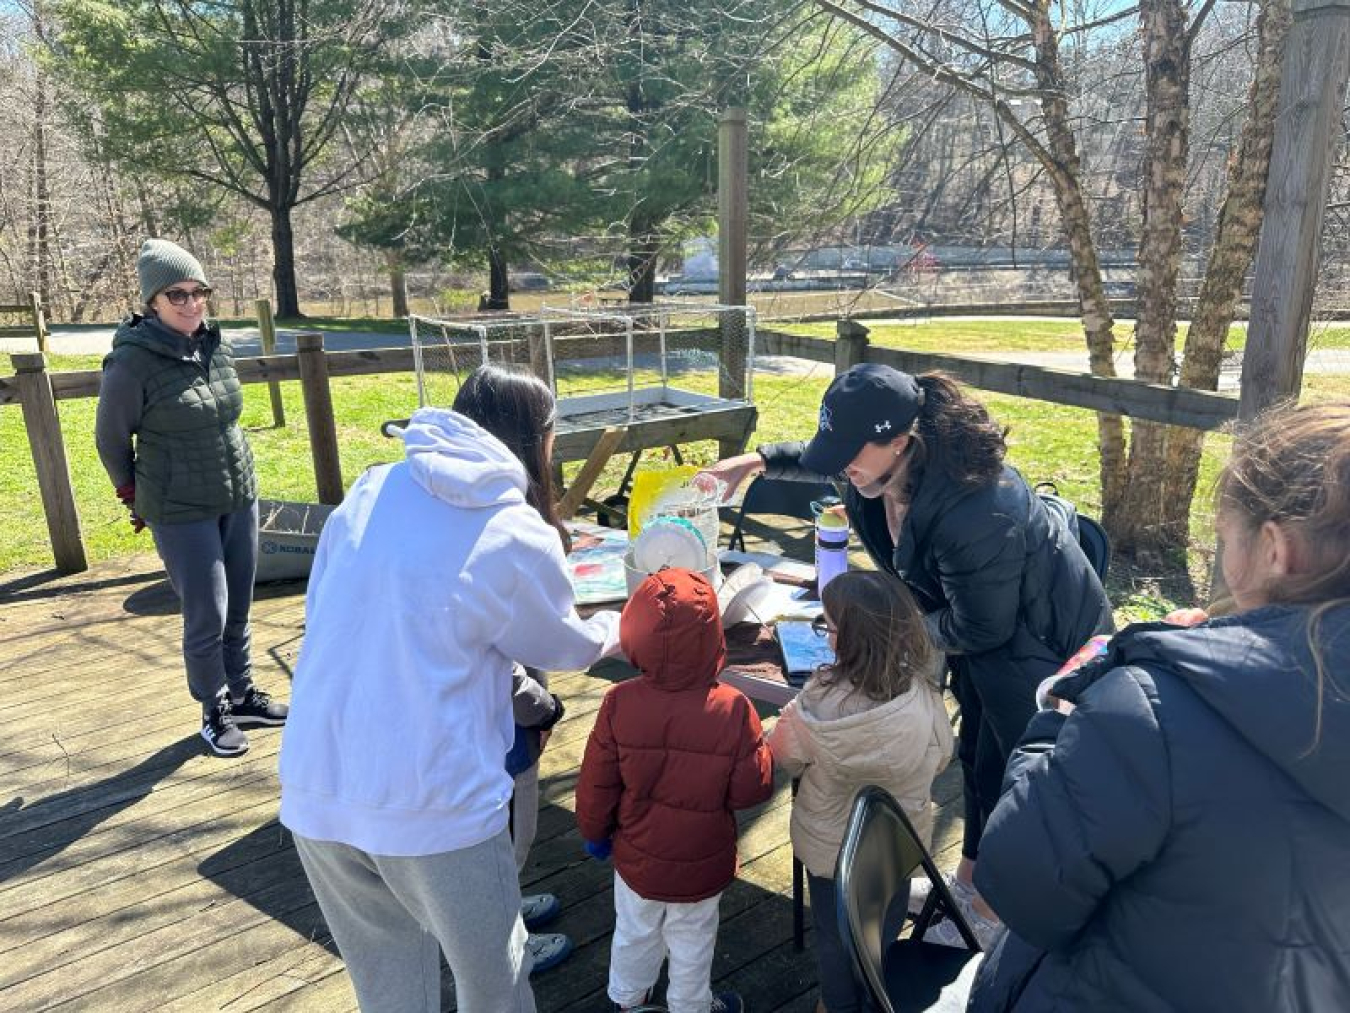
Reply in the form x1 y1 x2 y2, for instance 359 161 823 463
584 838 613 862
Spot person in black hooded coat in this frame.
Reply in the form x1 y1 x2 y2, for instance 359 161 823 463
970 400 1350 1011
702 365 1113 944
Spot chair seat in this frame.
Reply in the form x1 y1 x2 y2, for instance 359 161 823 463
884 940 983 1013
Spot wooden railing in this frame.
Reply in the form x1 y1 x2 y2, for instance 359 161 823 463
2 320 1239 574
0 293 50 352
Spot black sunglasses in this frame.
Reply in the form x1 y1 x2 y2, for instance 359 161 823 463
811 615 834 638
162 286 213 306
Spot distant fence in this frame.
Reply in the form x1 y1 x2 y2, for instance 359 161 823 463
1 319 1239 573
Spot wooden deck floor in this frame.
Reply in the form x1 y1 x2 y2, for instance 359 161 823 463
0 549 965 1012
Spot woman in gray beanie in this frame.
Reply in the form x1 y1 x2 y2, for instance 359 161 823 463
95 238 288 757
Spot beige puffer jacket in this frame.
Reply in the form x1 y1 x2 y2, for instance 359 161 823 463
767 672 954 878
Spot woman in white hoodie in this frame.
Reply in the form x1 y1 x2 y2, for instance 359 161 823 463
767 571 953 1013
279 365 621 1013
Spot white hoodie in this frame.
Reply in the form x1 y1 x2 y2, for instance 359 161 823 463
279 408 620 856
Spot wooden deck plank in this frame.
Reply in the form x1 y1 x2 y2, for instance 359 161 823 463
0 549 968 1012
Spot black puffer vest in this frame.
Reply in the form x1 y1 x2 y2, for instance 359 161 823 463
105 315 256 524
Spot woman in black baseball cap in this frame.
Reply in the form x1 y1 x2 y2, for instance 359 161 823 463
703 363 1113 949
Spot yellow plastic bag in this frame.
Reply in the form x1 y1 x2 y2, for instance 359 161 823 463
627 466 697 539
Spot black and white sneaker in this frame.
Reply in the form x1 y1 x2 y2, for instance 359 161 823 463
202 695 249 757
229 685 289 728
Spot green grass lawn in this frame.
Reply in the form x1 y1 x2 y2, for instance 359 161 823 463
776 318 1350 355
775 318 1093 353
213 314 412 336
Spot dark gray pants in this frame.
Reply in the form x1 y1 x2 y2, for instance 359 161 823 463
151 501 258 704
808 872 877 1013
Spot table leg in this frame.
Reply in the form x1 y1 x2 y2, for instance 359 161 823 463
792 775 804 952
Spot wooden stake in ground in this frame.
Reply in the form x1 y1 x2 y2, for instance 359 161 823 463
1239 0 1350 420
13 353 87 573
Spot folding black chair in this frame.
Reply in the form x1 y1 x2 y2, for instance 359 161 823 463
835 786 984 1013
725 475 837 551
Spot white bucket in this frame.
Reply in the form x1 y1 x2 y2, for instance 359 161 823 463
623 548 721 597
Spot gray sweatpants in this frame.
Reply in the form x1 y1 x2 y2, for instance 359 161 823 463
293 828 536 1013
150 501 258 704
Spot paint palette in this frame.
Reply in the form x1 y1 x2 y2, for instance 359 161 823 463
632 516 709 573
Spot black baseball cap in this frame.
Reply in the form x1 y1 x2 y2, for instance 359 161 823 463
800 364 925 475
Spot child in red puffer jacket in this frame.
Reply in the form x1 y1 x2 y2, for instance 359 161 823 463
577 568 774 1013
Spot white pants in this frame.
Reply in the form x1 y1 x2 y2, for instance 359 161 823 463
608 872 722 1013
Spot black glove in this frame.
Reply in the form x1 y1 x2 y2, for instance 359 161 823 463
537 693 566 731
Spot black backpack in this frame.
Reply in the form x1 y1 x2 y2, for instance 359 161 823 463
1035 482 1110 583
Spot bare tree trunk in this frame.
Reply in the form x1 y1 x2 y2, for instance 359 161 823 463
386 248 409 318
1029 6 1128 521
627 226 659 304
625 68 658 305
28 67 56 317
486 246 510 310
1159 0 1292 547
270 202 302 318
1117 0 1191 557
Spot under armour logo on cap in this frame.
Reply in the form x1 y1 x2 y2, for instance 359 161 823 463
819 404 834 432
875 420 891 433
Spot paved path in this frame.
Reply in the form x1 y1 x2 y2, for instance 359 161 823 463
0 324 404 357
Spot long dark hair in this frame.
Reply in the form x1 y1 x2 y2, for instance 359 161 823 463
908 372 1006 487
816 571 933 703
452 364 569 551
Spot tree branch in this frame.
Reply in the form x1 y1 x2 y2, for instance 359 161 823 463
815 0 1056 167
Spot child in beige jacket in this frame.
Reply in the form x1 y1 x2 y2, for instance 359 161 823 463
767 571 953 1013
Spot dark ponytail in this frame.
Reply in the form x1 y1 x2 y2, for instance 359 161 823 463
909 372 1006 487
452 364 570 552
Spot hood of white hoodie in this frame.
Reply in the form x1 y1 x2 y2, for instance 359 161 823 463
402 407 528 511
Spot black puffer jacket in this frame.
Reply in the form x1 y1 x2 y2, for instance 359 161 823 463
760 442 1112 747
970 605 1350 1012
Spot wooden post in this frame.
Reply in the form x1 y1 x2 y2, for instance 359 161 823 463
12 352 87 573
718 108 748 308
255 298 286 427
718 107 750 459
295 332 344 505
835 318 870 375
1214 0 1350 603
526 325 550 385
28 292 48 353
1238 0 1350 422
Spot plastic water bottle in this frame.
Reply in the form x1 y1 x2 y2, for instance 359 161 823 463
815 505 850 596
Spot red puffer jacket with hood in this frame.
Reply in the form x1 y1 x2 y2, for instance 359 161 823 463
576 568 775 903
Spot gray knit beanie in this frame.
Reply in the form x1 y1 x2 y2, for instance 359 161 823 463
137 239 209 306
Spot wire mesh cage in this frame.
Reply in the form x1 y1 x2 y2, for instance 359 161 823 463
541 301 756 432
407 303 757 439
406 312 548 410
